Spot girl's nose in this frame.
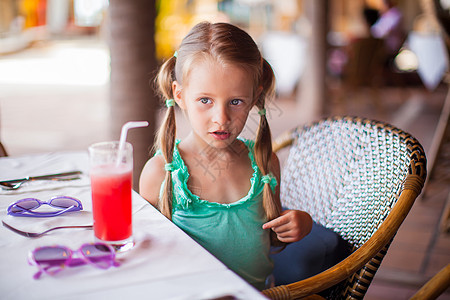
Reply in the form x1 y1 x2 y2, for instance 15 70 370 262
212 105 230 125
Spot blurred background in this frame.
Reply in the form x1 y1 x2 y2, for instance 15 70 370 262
0 0 449 299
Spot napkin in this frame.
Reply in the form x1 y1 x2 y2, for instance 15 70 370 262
408 32 449 91
0 151 90 195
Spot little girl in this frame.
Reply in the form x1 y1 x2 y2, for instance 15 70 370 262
139 22 312 290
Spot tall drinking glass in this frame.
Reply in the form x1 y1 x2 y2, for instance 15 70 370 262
89 141 133 251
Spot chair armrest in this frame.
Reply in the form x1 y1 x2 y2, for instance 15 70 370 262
273 130 295 153
410 264 450 300
263 180 421 299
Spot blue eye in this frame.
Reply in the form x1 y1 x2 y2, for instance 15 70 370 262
230 99 242 105
200 98 211 104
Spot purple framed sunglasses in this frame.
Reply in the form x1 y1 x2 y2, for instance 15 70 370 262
28 243 120 279
7 196 83 217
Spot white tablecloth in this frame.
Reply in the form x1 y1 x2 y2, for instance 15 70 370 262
0 151 267 300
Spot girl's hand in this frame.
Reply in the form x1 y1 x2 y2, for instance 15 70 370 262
262 210 313 243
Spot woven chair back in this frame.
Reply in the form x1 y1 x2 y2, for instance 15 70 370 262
281 117 424 247
274 116 426 299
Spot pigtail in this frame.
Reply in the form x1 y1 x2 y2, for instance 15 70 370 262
156 56 177 100
254 59 284 246
155 56 177 220
255 58 280 220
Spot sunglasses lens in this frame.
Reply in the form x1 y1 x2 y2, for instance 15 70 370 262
11 199 40 213
33 247 70 266
81 244 114 268
50 197 81 209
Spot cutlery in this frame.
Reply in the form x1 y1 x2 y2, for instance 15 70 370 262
2 221 93 238
0 171 83 190
0 177 81 190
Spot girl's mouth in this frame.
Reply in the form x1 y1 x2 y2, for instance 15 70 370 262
210 131 231 140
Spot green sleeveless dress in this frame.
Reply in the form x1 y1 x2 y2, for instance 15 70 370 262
158 138 276 290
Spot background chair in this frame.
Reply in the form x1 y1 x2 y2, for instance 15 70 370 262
333 37 387 114
0 142 7 157
263 116 427 299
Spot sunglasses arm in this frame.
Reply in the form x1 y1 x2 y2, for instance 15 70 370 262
9 205 82 217
28 256 68 280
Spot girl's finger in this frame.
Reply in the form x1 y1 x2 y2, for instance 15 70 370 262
262 215 289 230
277 235 297 243
275 231 293 239
270 223 292 234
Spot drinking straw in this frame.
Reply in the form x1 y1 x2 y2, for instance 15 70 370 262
116 121 149 165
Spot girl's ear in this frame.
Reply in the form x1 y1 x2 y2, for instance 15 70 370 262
172 81 185 109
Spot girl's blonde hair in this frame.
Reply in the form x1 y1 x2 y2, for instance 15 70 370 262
155 22 282 226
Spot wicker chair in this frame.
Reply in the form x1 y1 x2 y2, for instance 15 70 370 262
263 116 427 299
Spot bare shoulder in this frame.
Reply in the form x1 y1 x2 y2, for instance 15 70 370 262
139 154 166 207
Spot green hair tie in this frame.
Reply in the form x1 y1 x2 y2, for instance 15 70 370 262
261 173 277 188
165 163 174 171
258 108 266 116
173 51 178 58
165 99 175 107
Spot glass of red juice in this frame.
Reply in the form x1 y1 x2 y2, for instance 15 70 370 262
89 141 134 252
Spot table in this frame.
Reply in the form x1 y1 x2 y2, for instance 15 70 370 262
0 151 267 300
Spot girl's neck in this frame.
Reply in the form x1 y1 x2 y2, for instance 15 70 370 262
181 134 247 163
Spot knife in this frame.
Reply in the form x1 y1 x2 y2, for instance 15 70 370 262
0 171 83 184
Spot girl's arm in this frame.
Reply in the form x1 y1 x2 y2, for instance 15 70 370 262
139 155 166 208
263 153 313 243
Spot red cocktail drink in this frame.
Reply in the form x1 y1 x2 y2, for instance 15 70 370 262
91 164 132 241
89 141 133 251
